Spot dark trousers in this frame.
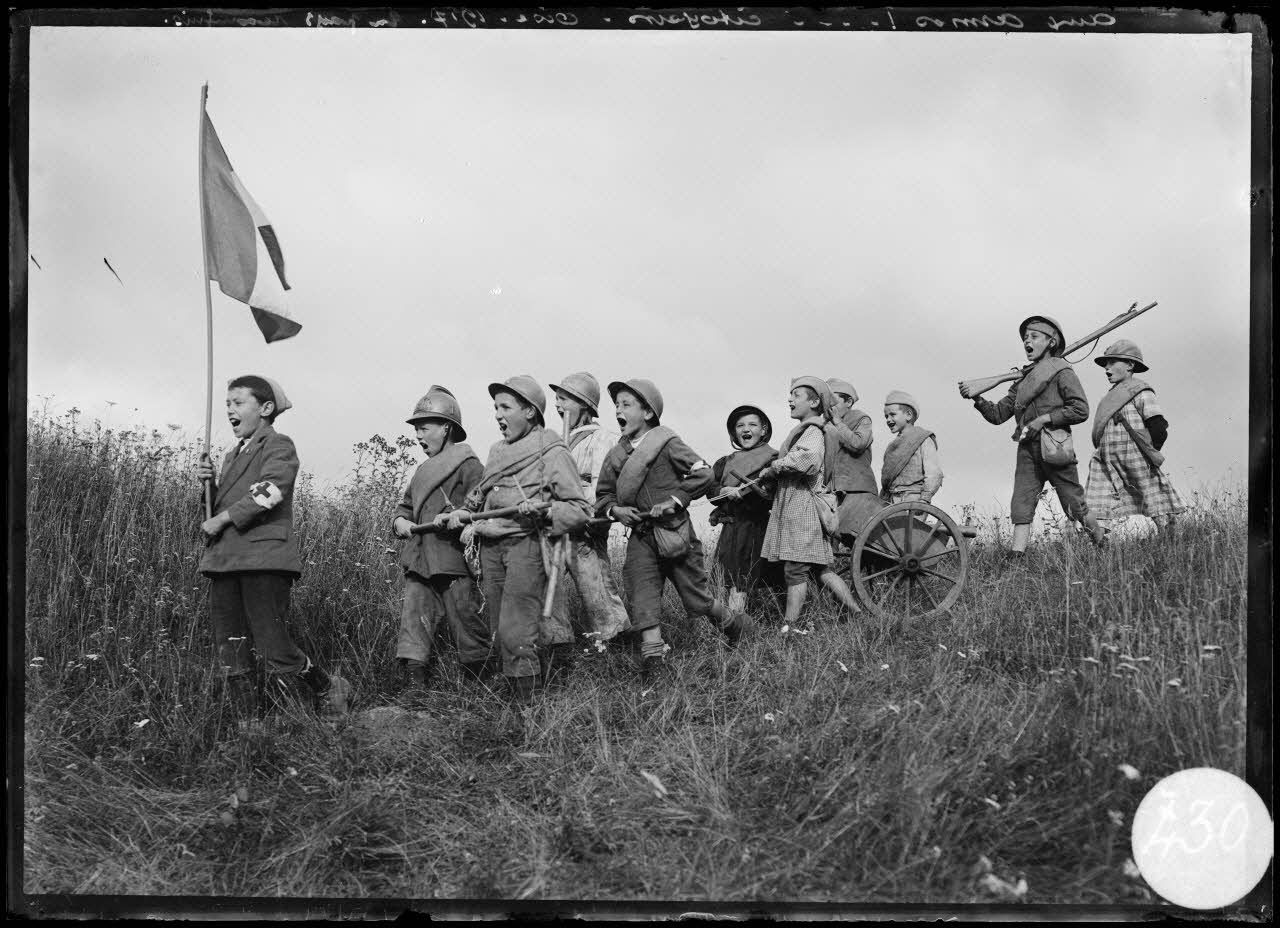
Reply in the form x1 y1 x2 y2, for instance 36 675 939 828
479 534 547 679
622 530 716 632
396 571 492 666
208 571 309 677
1010 440 1090 524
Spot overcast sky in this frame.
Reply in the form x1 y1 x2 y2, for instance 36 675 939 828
26 27 1252 520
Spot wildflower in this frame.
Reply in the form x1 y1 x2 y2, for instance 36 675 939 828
763 713 775 722
836 660 848 674
133 719 150 729
978 873 1028 899
1117 763 1141 780
640 688 652 698
1107 809 1124 826
286 767 298 777
1122 858 1142 879
84 653 101 661
1166 678 1182 688
929 846 942 860
639 770 669 798
780 624 790 635
880 663 890 671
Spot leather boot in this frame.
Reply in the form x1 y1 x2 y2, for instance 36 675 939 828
509 674 541 706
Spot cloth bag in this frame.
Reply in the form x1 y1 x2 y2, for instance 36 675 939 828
652 517 694 559
1040 427 1077 466
812 485 841 535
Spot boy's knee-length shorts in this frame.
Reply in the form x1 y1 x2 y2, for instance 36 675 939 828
622 529 716 632
1010 439 1090 525
396 571 491 666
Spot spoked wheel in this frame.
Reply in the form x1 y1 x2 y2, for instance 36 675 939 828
850 501 969 625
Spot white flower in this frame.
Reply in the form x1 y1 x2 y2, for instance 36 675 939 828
1117 764 1140 781
1122 858 1141 879
836 661 848 674
880 663 890 671
780 624 790 635
133 719 150 729
286 767 298 777
84 653 101 661
763 713 775 722
1107 809 1124 826
1166 678 1182 688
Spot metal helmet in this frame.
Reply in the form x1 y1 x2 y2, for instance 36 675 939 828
1019 315 1067 357
1094 339 1148 373
608 378 664 423
549 371 601 415
790 375 835 415
726 404 773 449
406 385 467 440
488 375 547 424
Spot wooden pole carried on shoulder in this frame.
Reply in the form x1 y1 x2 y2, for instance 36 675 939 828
198 82 215 521
958 301 1158 398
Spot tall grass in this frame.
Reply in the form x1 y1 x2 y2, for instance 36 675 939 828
22 408 1248 905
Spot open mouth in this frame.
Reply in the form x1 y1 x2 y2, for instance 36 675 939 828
229 417 242 430
616 417 628 429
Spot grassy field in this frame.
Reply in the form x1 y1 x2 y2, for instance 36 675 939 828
21 408 1249 907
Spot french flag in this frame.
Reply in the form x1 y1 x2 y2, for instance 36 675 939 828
200 112 300 343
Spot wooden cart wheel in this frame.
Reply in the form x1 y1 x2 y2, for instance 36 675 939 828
850 500 969 625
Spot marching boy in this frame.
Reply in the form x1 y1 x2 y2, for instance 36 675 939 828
390 386 490 698
196 375 350 721
880 391 943 504
595 378 749 673
548 371 630 644
960 315 1106 556
441 376 590 705
1084 340 1185 531
707 403 782 613
759 376 861 625
823 378 882 542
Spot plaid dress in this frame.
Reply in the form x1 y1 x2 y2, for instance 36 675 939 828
761 423 832 566
1085 390 1185 519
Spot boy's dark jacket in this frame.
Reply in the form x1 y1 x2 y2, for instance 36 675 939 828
393 443 483 579
595 428 712 524
199 423 302 576
974 357 1090 440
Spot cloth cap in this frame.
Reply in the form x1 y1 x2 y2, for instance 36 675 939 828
1094 339 1149 373
826 378 859 405
608 378 664 423
488 375 547 423
790 375 835 415
1019 315 1067 356
406 385 467 440
549 371 601 414
884 390 920 419
725 404 773 449
230 376 292 416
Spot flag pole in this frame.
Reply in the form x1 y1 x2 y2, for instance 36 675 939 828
199 82 215 520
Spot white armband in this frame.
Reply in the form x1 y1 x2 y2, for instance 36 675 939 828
249 480 284 510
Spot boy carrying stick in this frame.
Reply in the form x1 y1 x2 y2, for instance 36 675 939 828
440 376 590 705
960 315 1106 556
390 386 490 700
196 375 350 722
595 378 749 674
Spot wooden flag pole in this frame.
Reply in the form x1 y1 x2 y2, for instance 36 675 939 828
198 83 215 520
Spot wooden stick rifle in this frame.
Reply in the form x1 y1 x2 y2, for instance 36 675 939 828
957 301 1158 398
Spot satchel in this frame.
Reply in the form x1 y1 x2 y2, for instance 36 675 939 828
653 517 694 559
812 486 840 536
1040 427 1077 466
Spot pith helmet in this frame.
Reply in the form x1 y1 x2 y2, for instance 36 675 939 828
1019 315 1067 356
726 404 773 449
1094 339 1149 373
549 371 601 415
608 378 664 423
488 375 547 424
406 385 467 440
826 378 859 405
790 375 835 415
884 389 920 419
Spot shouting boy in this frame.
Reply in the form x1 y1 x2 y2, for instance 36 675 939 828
390 386 490 699
596 378 749 673
441 376 590 704
197 376 350 722
960 315 1106 556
